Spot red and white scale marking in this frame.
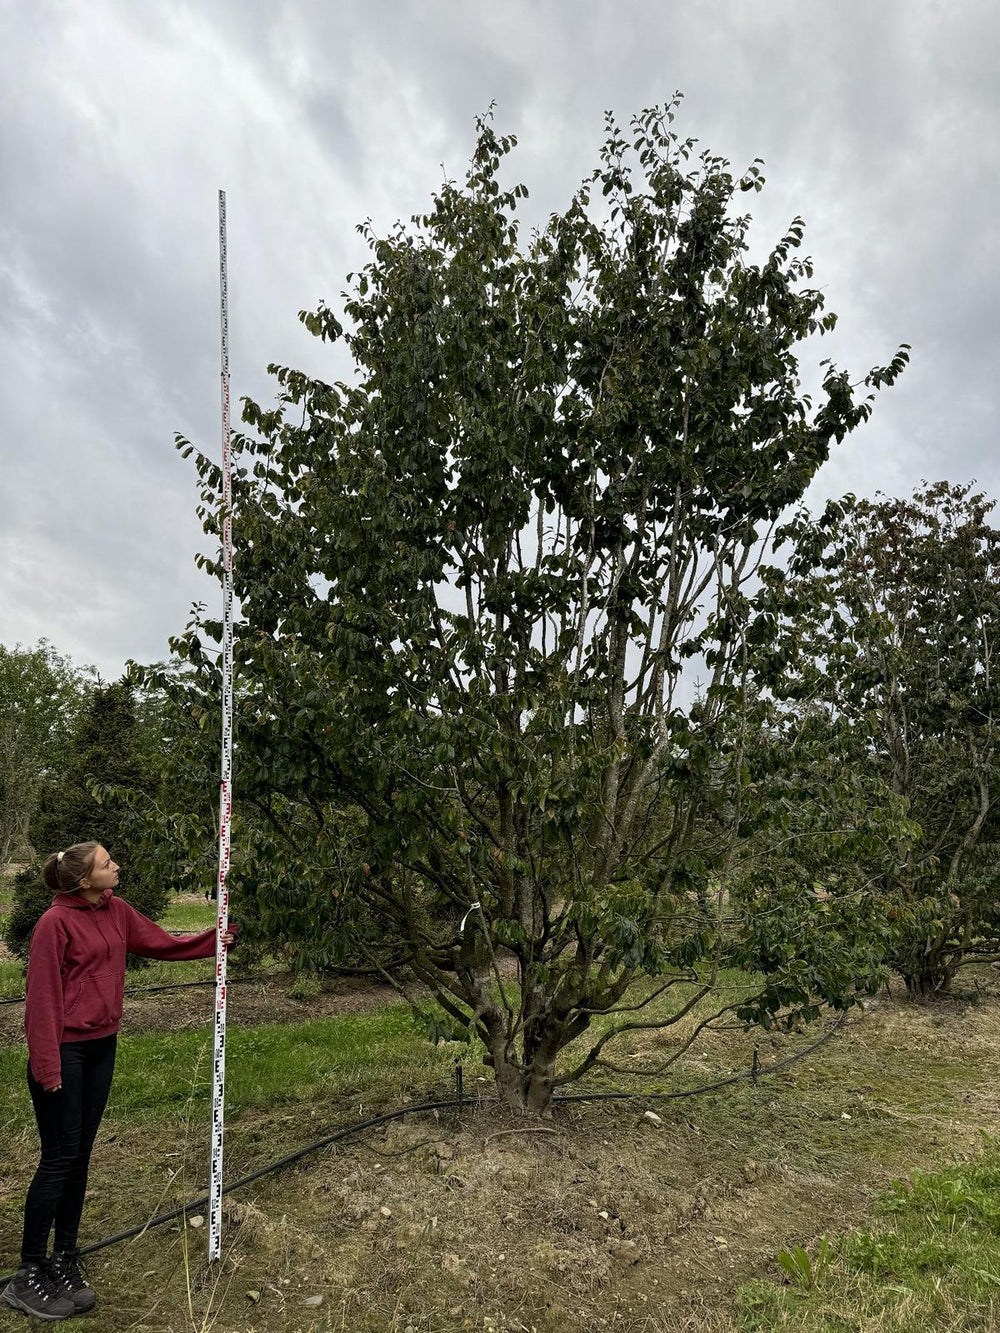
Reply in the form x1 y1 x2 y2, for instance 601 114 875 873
209 188 235 1263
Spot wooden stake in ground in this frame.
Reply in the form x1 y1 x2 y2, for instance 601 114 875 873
209 188 235 1264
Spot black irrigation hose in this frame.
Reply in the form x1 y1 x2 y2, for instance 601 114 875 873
74 1098 459 1259
0 1010 849 1287
0 972 289 1008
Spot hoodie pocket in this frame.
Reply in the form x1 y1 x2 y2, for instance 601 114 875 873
73 971 123 1030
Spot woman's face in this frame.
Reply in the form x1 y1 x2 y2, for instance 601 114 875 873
83 846 120 892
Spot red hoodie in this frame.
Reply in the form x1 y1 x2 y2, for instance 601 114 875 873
25 888 221 1090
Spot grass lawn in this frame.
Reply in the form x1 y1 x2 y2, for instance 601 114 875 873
737 1143 1000 1331
160 896 223 933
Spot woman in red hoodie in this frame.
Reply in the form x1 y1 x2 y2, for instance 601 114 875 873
3 841 237 1322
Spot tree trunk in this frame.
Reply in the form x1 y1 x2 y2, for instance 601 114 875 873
525 1059 557 1114
488 1044 558 1115
901 966 953 1000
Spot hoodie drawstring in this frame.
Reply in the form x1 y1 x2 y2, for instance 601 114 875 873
90 906 113 958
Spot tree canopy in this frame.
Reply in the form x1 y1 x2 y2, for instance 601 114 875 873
4 680 168 961
0 640 94 866
166 101 909 1109
760 482 1000 996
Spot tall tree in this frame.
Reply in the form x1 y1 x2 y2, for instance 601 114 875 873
0 641 93 866
168 102 908 1109
759 482 1000 996
4 681 169 960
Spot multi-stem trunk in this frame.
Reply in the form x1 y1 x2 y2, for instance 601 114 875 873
486 1036 564 1114
480 982 591 1114
901 965 954 1000
486 1046 560 1113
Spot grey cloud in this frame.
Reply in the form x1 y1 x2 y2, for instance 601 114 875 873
1 0 998 678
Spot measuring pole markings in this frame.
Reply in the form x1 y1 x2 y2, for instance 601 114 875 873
209 188 234 1264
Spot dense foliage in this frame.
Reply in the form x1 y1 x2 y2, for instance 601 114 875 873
160 102 908 1109
4 681 169 962
760 483 1000 995
0 641 94 865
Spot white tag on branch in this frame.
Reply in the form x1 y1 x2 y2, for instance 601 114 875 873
460 902 482 932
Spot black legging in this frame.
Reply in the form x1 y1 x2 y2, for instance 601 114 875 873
21 1035 117 1264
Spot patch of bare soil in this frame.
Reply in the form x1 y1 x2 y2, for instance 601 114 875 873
0 971 394 1047
121 972 394 1034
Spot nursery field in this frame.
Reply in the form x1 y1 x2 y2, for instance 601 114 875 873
4 888 1000 1330
3 70 998 1331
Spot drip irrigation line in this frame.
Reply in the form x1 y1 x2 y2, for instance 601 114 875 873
76 1097 457 1261
0 971 290 1008
109 972 286 999
0 1010 849 1287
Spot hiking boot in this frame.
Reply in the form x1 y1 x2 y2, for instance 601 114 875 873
50 1250 97 1313
1 1262 76 1321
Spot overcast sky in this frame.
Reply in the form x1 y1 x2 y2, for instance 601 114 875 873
1 0 997 679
